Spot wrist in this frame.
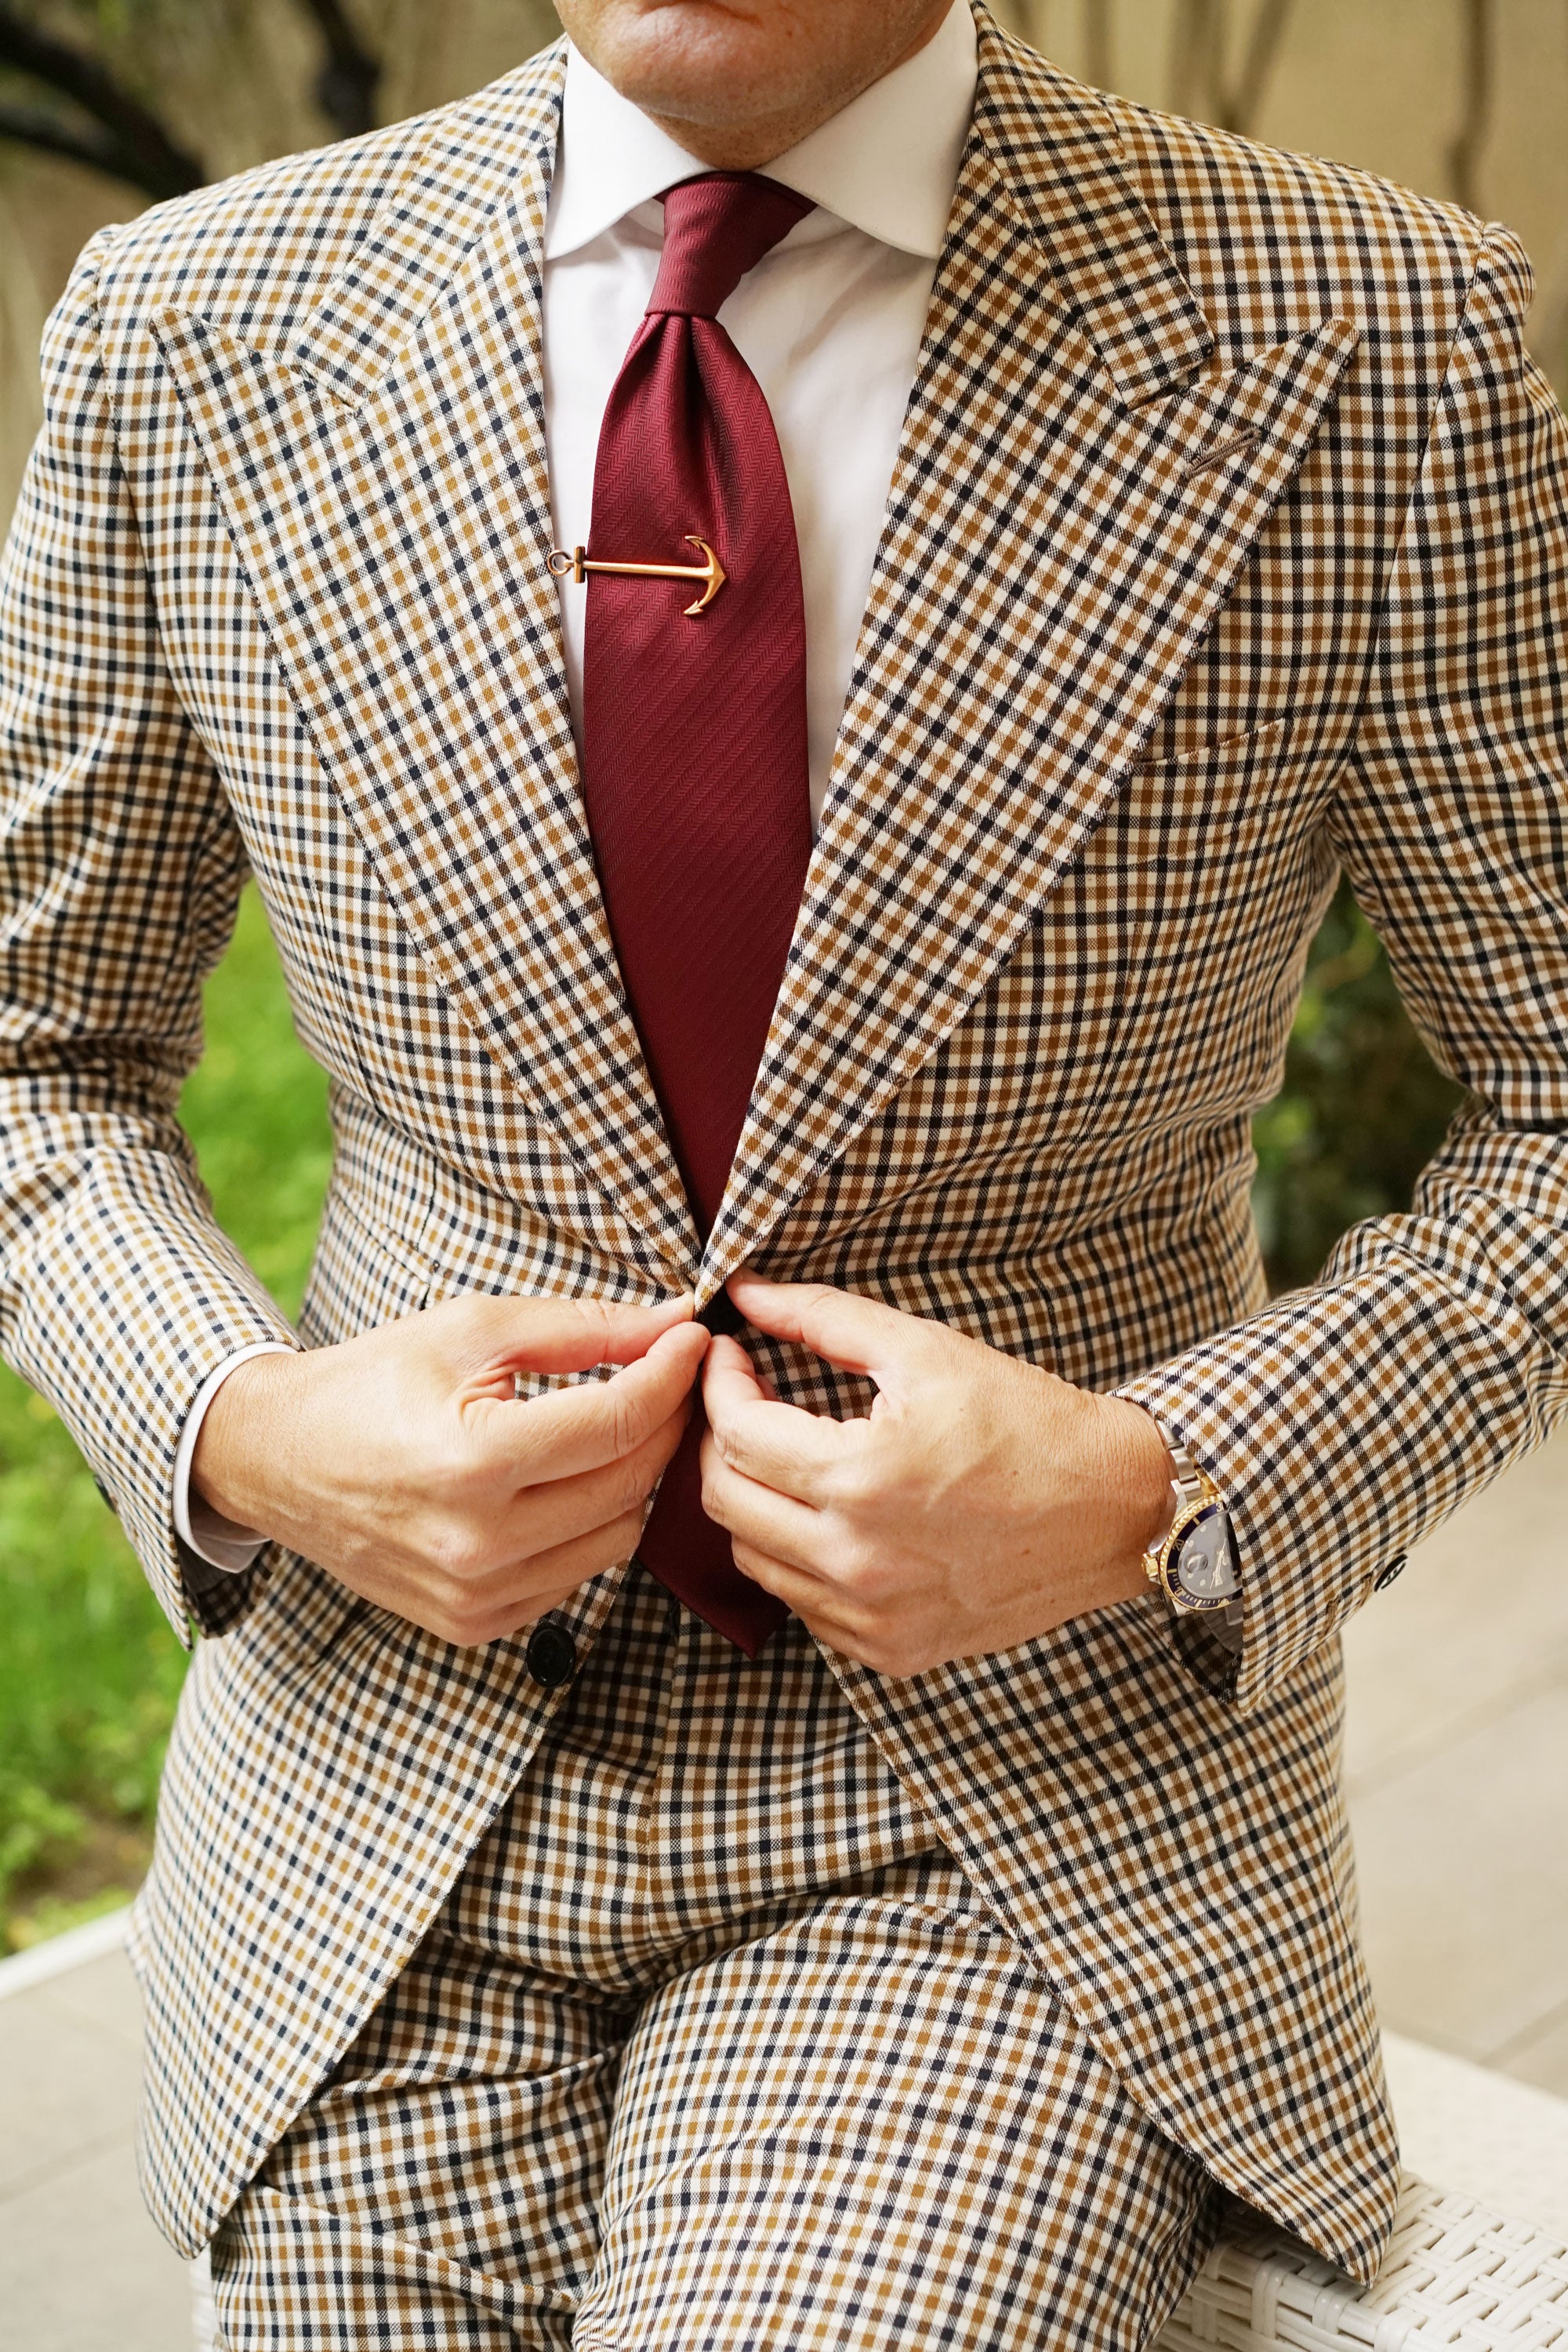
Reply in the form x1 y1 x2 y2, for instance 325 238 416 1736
1102 1396 1178 1559
191 1346 305 1534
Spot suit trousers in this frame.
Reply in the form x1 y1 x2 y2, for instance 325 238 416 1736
209 1570 1217 2350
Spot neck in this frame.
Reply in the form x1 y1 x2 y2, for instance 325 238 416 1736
637 4 952 172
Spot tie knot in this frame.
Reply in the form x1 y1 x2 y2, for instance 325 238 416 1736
648 172 814 321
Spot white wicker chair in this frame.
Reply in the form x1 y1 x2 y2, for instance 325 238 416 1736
1155 2176 1568 2352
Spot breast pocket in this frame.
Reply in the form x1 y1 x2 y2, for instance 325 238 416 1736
1047 718 1348 1121
1119 717 1342 866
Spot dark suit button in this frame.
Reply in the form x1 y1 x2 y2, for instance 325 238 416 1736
93 1477 114 1511
1374 1553 1407 1592
524 1621 577 1689
697 1292 746 1338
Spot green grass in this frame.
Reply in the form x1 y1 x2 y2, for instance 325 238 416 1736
0 873 1459 1951
0 887 330 1950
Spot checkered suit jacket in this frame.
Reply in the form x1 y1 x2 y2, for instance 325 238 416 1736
2 3 1566 2284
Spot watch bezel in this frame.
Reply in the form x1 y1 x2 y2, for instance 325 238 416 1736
1142 1465 1236 1614
1164 1499 1238 1611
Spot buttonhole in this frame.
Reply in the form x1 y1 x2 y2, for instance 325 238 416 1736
1181 424 1262 485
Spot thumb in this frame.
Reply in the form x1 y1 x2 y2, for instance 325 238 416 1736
702 1331 769 1417
723 1276 942 1388
441 1291 696 1384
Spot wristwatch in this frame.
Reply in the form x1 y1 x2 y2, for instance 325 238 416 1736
1142 1439 1241 1619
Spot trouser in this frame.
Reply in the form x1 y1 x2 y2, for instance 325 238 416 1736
210 1567 1217 2350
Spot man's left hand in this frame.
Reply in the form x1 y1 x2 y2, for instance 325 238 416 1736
700 1277 1176 1676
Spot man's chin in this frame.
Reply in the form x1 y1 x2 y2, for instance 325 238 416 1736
581 49 811 142
557 0 887 148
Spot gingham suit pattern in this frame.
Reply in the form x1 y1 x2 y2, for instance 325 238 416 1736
209 1574 1218 2350
1 0 1564 2289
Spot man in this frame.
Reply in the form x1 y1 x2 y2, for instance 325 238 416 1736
2 0 1565 2339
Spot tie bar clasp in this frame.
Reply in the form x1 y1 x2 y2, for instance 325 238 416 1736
547 535 728 615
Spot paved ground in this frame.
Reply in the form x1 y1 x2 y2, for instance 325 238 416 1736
4 1425 1566 2344
0 1933 191 2348
1342 1423 1568 2096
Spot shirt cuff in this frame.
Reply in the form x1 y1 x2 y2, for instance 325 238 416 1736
173 1342 296 1574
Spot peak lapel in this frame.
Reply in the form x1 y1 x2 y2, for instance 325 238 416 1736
153 47 699 1266
701 23 1357 1298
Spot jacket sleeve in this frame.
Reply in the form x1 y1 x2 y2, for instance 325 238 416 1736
0 233 300 1645
1117 223 1568 1711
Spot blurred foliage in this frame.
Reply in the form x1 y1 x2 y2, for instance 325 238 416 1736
1254 880 1464 1291
0 887 329 1950
0 0 561 199
0 0 388 197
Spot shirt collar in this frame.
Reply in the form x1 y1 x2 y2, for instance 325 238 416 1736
544 0 978 263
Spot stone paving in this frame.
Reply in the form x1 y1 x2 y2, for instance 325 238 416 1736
3 1424 1566 2343
1344 1424 1568 2096
0 1930 190 2348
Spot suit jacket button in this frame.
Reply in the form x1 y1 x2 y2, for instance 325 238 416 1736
1374 1553 1407 1592
525 1621 577 1689
697 1293 746 1338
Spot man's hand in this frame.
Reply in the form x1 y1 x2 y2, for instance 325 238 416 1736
193 1294 708 1645
699 1278 1174 1677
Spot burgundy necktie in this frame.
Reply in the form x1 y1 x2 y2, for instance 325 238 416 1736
575 173 814 1653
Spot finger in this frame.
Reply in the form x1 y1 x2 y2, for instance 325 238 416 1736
699 1441 834 1577
702 1335 854 1503
470 1323 708 1486
724 1543 866 1649
450 1290 698 1382
477 1401 688 1566
702 1330 768 1409
448 1508 650 1646
524 1581 597 1622
723 1277 944 1385
445 1577 592 1647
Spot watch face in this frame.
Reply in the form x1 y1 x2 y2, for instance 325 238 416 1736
1174 1509 1238 1602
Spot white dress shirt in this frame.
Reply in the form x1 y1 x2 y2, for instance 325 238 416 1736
176 1 979 1570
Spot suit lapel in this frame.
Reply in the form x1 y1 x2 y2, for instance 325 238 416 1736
702 20 1357 1296
154 21 1356 1288
154 46 700 1266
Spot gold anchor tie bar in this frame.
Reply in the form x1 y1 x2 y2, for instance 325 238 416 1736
547 535 728 616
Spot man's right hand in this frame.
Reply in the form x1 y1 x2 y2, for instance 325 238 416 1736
191 1294 708 1646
